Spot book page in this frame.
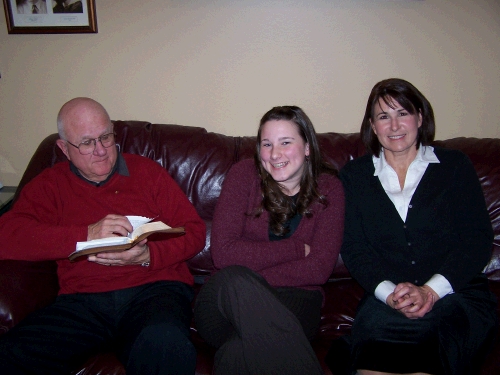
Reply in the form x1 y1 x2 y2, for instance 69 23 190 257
69 223 185 262
76 236 131 251
130 221 171 240
126 215 155 237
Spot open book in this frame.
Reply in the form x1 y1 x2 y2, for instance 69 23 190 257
68 216 185 262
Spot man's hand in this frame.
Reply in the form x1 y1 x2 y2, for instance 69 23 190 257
386 282 439 319
87 214 133 240
88 239 150 267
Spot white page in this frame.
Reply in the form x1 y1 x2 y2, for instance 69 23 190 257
76 236 130 251
74 215 156 251
126 215 154 237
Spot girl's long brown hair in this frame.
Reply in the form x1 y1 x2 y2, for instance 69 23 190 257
254 106 337 237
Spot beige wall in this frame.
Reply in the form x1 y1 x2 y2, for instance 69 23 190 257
0 0 499 185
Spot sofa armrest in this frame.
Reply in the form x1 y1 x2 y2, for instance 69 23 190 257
0 260 59 335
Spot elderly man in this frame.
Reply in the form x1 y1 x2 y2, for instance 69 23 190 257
0 98 206 375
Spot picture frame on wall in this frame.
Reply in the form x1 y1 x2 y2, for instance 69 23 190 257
2 0 97 34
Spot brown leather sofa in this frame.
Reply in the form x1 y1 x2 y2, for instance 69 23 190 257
0 121 499 375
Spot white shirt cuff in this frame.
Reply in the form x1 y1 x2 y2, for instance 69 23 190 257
425 274 454 298
374 280 397 304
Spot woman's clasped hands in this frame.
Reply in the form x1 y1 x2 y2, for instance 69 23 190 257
387 283 440 319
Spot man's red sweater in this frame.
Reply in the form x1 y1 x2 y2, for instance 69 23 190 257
0 154 206 295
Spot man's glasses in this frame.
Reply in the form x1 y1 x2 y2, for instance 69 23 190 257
66 132 116 155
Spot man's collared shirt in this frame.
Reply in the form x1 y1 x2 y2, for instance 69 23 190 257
69 151 129 187
17 0 47 14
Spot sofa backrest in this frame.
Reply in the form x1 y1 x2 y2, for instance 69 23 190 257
14 121 500 282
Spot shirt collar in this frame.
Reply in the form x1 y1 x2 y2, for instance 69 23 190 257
69 150 130 187
373 145 440 176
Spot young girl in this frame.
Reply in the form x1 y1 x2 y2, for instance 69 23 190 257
194 106 345 375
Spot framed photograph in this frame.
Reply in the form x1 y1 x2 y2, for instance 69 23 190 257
3 0 97 34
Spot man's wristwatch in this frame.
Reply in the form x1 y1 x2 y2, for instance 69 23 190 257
141 262 150 267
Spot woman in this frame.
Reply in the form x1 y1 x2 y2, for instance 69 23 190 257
330 78 497 375
194 106 345 375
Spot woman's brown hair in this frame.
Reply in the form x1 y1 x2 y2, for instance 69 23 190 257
361 78 435 156
254 106 337 237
